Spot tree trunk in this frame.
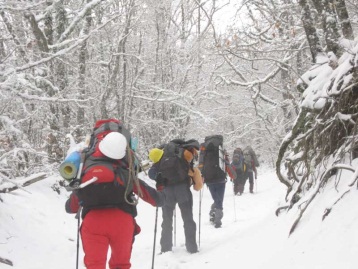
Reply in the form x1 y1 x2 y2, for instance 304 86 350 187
0 11 29 63
322 0 342 56
119 0 135 122
77 0 92 128
55 1 70 128
298 0 323 63
335 0 354 40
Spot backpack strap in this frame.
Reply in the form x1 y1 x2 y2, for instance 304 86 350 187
124 145 141 205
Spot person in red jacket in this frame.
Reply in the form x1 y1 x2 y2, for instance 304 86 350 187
65 131 165 269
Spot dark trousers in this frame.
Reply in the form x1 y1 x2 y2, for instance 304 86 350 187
233 172 254 194
160 195 197 253
233 178 246 195
207 182 226 210
248 171 254 192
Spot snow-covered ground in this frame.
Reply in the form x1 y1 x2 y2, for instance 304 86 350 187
1 165 357 268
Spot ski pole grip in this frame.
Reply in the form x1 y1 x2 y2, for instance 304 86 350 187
79 177 98 188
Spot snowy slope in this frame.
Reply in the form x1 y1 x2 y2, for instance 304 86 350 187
0 166 357 269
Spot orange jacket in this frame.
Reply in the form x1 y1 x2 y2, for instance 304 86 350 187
183 149 203 191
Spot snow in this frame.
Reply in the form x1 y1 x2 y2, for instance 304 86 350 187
1 165 357 269
298 41 358 111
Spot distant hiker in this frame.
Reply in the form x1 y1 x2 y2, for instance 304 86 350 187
148 139 202 254
243 146 259 193
198 135 236 228
64 119 165 269
232 146 259 194
231 147 249 195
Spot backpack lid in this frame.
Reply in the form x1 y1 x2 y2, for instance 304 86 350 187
204 135 223 148
93 119 131 144
99 132 127 159
170 139 199 150
183 139 200 150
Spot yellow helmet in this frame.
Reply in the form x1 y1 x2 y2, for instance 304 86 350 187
149 148 164 163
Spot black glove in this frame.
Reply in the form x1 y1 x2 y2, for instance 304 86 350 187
155 173 166 191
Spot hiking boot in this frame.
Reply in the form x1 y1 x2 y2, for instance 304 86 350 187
214 208 223 228
159 250 172 255
187 248 199 254
209 204 216 223
160 247 172 254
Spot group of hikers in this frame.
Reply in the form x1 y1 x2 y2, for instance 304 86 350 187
63 119 259 269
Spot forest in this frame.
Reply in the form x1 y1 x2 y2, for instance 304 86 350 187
1 0 358 231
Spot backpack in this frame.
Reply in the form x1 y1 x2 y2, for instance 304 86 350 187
243 146 259 171
158 139 199 185
200 135 226 183
232 148 246 175
76 119 138 209
231 148 248 178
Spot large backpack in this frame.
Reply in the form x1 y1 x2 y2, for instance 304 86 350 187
231 148 248 178
232 148 246 174
200 135 226 183
243 146 259 172
76 119 138 209
158 139 199 185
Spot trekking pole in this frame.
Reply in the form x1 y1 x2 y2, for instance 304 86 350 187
151 207 159 269
232 182 237 222
75 207 82 269
173 206 176 247
198 188 203 248
255 177 258 193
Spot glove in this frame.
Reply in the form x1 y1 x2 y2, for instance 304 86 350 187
155 173 166 191
156 184 164 191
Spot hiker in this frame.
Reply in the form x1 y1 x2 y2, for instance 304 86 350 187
198 135 235 228
65 119 165 269
231 147 249 195
243 146 259 193
148 139 202 254
232 146 259 194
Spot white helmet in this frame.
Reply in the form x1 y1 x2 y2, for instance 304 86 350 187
99 132 127 159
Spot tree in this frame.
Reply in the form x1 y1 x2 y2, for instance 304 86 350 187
0 0 226 178
210 0 305 162
276 0 357 234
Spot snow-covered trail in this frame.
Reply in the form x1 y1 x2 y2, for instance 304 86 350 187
132 166 287 268
2 164 357 269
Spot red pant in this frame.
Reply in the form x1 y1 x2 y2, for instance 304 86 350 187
80 208 135 269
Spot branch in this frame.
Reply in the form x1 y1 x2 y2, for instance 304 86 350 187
57 0 105 43
24 12 49 53
289 164 357 235
322 189 350 221
0 256 13 266
0 173 47 193
275 205 289 216
276 108 309 189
